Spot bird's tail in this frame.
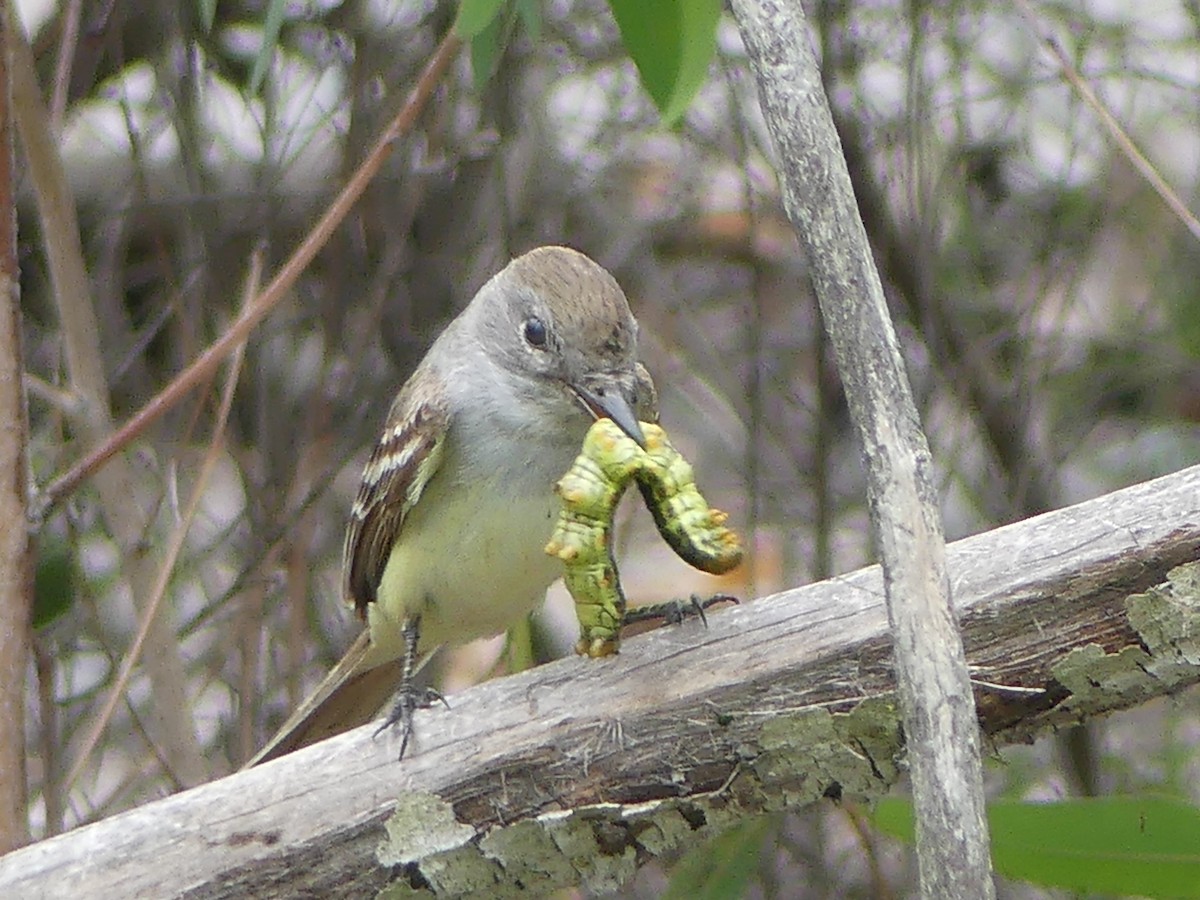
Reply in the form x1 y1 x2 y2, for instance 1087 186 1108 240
243 630 429 768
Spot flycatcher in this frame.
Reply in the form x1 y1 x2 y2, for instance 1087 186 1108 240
248 246 656 765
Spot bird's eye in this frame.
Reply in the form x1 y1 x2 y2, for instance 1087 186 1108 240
523 317 548 348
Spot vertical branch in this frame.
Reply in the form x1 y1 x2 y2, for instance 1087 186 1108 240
49 0 83 129
810 2 841 585
811 328 835 581
728 2 995 896
8 5 208 787
0 3 32 853
725 58 765 597
235 546 273 765
32 642 60 837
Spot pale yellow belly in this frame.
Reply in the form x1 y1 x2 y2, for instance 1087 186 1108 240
367 471 563 659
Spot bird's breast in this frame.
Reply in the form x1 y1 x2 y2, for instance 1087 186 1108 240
369 434 577 653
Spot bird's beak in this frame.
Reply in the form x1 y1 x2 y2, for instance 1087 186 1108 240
570 380 647 448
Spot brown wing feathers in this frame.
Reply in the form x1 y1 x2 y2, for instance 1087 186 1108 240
342 393 450 618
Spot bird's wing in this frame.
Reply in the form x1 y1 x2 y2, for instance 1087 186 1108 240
343 388 450 618
245 387 450 768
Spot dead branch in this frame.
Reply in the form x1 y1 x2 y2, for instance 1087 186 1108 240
1 465 1197 898
728 0 993 893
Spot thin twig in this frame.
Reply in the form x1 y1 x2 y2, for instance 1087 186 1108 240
22 374 82 418
32 641 62 838
1013 0 1200 243
64 249 264 792
36 29 463 517
50 0 83 130
723 53 766 596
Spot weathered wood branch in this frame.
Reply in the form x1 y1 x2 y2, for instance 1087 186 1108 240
727 2 993 894
3 466 1199 898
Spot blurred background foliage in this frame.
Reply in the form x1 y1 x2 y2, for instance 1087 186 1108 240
12 0 1200 895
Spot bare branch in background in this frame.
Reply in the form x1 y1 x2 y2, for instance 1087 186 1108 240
833 111 1059 519
0 0 33 856
13 10 460 801
63 248 261 790
34 28 464 515
1013 0 1200 243
10 2 207 787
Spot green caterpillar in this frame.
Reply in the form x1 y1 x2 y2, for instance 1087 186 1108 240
544 419 743 658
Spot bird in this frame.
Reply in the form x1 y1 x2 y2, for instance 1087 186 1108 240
247 246 656 766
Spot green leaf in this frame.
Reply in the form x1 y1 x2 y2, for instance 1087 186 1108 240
455 0 508 39
248 0 288 96
469 7 513 94
607 0 720 125
663 814 773 900
33 537 76 630
515 0 541 40
874 796 1200 898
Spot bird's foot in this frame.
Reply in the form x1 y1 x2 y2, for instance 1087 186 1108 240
374 684 449 760
622 593 739 629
